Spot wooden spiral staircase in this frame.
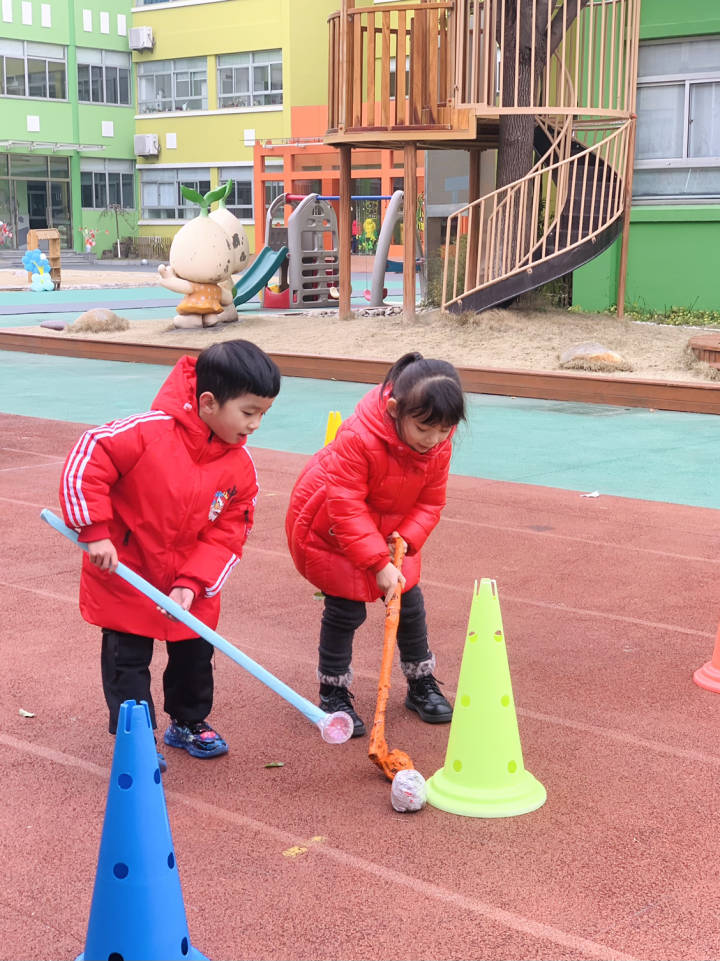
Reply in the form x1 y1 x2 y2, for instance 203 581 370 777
326 0 641 318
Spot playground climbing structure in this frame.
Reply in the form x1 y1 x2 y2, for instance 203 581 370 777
325 0 641 318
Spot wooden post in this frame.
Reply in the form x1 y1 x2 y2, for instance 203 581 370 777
403 143 417 320
466 150 482 294
339 144 352 319
617 116 636 320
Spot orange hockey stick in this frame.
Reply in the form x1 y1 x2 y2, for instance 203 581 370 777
368 536 415 782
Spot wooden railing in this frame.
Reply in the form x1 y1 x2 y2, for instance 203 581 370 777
328 2 455 133
454 0 639 115
442 120 632 309
328 0 640 136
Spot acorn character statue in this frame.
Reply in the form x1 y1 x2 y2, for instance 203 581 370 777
208 181 250 325
158 184 235 330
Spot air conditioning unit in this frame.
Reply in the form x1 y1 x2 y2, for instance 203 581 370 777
134 133 160 157
128 26 154 51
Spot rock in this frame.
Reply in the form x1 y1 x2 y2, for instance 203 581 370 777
40 319 67 331
67 308 130 333
559 341 632 372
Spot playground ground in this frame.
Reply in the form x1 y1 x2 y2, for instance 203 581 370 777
2 270 720 960
1 257 719 384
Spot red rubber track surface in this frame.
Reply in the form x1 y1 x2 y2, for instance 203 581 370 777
1 412 719 961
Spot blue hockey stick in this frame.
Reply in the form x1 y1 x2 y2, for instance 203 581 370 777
41 509 352 744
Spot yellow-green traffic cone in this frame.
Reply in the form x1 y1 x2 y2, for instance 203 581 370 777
426 578 546 818
324 411 342 446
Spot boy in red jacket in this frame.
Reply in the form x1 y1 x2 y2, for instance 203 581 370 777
60 340 280 768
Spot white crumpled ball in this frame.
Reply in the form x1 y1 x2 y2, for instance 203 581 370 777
390 769 427 813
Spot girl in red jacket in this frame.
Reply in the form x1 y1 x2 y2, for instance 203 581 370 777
60 340 280 768
285 351 466 737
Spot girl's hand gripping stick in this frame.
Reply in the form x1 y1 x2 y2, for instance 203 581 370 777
41 509 353 744
368 536 416 780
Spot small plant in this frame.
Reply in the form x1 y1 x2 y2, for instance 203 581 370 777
425 233 467 307
606 301 720 328
100 203 135 258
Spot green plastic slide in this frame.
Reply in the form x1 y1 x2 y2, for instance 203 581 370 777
232 245 289 306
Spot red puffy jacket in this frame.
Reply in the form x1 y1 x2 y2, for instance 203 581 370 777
285 384 452 601
60 356 258 640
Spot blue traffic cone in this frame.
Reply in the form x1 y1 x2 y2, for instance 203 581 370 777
75 700 208 961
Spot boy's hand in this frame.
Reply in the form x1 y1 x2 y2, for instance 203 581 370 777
376 562 406 605
87 538 118 573
157 586 195 621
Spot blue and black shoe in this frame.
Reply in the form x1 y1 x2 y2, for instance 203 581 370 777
163 719 228 758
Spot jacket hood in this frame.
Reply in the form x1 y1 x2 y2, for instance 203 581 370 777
354 384 451 464
152 355 245 458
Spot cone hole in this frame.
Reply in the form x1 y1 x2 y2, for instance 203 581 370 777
500 695 510 707
117 773 133 790
154 769 161 784
452 760 462 772
460 695 470 707
168 851 175 869
181 936 189 955
467 631 477 643
108 953 124 960
494 631 503 642
508 760 517 773
113 862 129 879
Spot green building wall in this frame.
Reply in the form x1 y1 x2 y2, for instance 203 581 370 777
572 0 720 312
0 0 134 254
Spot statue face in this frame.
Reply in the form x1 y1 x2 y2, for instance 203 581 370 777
209 208 250 274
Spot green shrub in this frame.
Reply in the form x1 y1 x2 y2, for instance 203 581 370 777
606 302 720 328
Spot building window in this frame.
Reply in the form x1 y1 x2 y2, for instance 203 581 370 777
140 167 210 219
81 161 135 209
388 56 409 99
635 36 720 201
137 57 207 113
217 50 282 109
218 167 253 219
264 180 284 210
78 49 131 105
0 39 66 99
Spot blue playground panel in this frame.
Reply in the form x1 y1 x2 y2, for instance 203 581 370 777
1 350 718 510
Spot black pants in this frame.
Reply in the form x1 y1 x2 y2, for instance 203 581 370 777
101 629 214 735
318 584 430 678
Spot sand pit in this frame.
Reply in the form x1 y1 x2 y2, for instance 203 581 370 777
3 262 719 383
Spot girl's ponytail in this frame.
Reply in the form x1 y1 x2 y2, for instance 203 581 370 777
382 351 424 392
382 352 466 428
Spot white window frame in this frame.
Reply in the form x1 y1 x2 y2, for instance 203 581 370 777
139 166 211 220
81 160 135 209
218 165 253 221
635 37 720 202
217 49 282 110
77 49 132 106
137 57 207 114
0 38 67 100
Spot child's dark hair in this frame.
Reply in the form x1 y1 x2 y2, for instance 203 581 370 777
196 340 281 404
382 352 466 426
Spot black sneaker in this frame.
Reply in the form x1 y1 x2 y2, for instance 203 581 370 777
164 719 228 758
319 684 366 738
405 675 453 723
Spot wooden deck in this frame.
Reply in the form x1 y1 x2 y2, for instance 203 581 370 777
2 327 719 416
